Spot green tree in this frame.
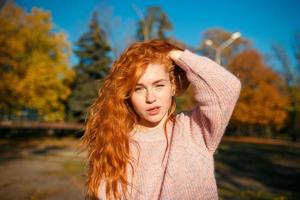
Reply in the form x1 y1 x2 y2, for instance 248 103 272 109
0 3 74 121
67 12 111 122
136 6 172 41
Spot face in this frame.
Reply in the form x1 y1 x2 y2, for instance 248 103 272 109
129 63 175 128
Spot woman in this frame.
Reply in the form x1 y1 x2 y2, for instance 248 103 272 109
82 39 241 200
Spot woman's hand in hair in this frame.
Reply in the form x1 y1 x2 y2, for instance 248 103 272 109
168 49 183 61
168 49 185 70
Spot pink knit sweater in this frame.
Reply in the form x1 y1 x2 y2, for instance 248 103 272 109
98 49 241 200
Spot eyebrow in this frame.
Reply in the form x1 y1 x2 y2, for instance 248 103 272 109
136 79 167 86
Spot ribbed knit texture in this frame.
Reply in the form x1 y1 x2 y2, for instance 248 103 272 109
98 49 241 200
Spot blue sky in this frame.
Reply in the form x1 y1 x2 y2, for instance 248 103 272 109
15 0 300 67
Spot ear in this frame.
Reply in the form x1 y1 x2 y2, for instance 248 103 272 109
172 84 176 96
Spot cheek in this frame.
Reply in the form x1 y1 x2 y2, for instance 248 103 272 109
159 90 173 105
130 95 143 113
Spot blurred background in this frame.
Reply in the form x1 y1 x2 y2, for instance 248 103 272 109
0 0 299 199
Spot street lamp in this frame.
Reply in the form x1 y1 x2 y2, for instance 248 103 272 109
204 32 241 65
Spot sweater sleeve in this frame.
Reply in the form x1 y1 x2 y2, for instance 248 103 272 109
176 49 241 154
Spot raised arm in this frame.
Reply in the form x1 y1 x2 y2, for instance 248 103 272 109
169 49 241 154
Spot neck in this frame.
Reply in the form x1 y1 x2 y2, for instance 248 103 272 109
136 113 168 132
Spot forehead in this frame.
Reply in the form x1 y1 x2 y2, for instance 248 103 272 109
137 63 169 84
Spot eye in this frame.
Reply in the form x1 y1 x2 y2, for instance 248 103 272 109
134 87 143 92
156 84 165 88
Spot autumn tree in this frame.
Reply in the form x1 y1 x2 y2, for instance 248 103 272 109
67 12 111 122
135 6 172 41
0 3 74 121
272 33 300 141
198 28 251 66
228 50 289 137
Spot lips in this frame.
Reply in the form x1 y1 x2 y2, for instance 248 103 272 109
146 106 161 115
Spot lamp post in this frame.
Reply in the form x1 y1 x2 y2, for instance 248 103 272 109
204 32 241 65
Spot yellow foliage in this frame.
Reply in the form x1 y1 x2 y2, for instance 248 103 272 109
229 50 289 128
0 3 75 121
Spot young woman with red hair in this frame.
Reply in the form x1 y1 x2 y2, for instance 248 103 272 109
82 39 241 200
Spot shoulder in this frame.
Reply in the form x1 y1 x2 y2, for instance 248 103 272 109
175 110 192 125
173 109 199 133
173 110 212 156
174 106 201 126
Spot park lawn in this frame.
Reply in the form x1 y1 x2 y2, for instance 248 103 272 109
215 140 300 200
0 137 299 200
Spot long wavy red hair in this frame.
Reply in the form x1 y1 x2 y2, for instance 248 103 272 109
82 39 188 199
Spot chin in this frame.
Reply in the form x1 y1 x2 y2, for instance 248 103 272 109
143 114 165 126
145 118 161 124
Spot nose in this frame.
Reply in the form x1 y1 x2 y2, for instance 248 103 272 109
145 89 156 104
